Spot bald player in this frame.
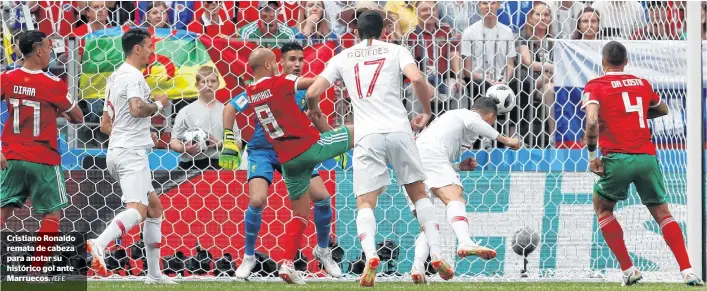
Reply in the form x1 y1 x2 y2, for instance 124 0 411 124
236 48 354 285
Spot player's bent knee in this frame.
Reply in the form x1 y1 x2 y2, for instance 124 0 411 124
356 192 380 209
126 202 148 221
432 185 464 205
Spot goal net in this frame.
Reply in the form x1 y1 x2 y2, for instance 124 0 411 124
0 0 703 283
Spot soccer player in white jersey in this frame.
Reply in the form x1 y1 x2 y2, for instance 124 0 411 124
305 10 451 286
407 98 521 284
87 28 175 284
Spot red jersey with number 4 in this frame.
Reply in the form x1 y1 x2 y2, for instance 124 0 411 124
1 68 75 165
245 74 319 163
581 72 661 156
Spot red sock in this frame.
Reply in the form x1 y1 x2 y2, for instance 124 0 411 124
283 216 308 262
31 216 60 270
660 216 692 271
598 215 633 271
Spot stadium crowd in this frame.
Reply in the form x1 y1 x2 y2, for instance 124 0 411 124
0 1 701 153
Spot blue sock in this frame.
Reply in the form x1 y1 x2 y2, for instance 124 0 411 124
313 197 333 248
244 205 263 256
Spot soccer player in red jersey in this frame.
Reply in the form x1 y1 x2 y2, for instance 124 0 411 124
582 41 703 286
243 48 354 284
0 30 83 272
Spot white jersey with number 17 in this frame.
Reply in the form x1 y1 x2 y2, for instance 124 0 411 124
319 39 416 144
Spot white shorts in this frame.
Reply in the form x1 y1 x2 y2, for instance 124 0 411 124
106 148 154 206
407 144 462 211
353 132 426 196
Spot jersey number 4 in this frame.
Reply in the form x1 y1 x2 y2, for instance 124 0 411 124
622 92 645 129
254 104 285 139
354 58 386 98
8 98 41 137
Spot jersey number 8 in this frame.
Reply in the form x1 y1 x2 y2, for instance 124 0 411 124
254 104 285 139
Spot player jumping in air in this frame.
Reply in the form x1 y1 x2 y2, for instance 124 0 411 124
87 28 175 284
220 42 343 280
0 30 84 273
407 99 521 284
583 41 703 287
305 10 452 286
235 47 353 284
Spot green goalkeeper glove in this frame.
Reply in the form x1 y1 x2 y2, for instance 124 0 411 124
334 152 348 169
219 129 242 170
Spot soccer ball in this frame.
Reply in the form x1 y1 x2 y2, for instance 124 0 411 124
182 128 209 152
485 84 516 114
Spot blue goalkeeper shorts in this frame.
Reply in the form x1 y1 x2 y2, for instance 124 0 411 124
246 148 319 184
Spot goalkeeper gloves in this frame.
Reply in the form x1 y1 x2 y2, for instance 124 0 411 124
219 129 242 170
334 152 349 169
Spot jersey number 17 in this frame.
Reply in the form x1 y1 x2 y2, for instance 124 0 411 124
8 98 41 137
353 58 386 98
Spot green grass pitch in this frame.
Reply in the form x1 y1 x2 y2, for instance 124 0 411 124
87 282 698 291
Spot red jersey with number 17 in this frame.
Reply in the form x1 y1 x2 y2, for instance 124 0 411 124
245 74 320 163
580 72 661 156
1 68 76 165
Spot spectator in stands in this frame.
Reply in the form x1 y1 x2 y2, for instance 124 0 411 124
462 1 527 137
141 1 170 28
571 7 602 40
105 1 136 26
591 1 646 40
405 1 462 116
296 1 338 45
384 1 418 34
681 4 707 40
170 66 227 170
73 1 111 37
439 1 481 34
633 1 679 40
547 1 586 39
188 1 238 36
461 1 517 98
518 1 556 138
239 1 296 48
13 1 77 37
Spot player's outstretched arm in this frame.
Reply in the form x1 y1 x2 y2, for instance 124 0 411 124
305 77 331 122
219 102 243 170
128 94 169 118
296 77 316 91
100 111 112 135
402 64 433 115
63 103 84 124
584 103 604 176
497 135 521 150
647 101 669 119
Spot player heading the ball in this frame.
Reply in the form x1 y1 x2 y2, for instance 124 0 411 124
87 28 175 284
305 10 450 287
408 98 521 284
240 47 354 284
0 30 84 274
582 41 703 287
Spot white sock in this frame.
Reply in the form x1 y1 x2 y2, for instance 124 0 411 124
446 201 472 245
96 208 142 248
143 217 163 278
413 232 429 268
414 198 442 256
356 208 377 260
